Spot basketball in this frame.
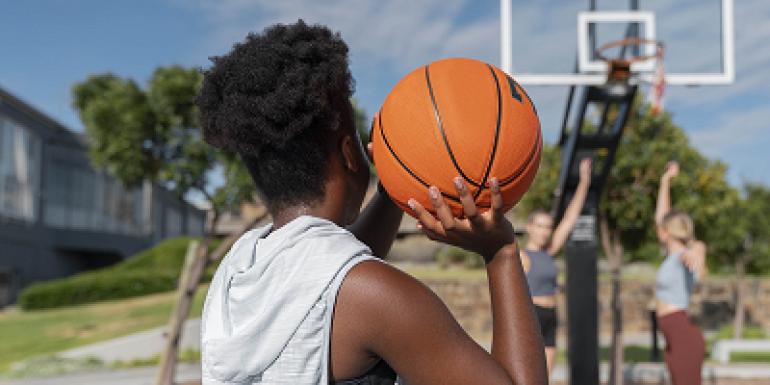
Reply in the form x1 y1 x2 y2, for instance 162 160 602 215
371 57 542 218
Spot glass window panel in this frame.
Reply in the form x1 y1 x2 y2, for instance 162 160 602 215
0 118 41 222
165 206 182 237
187 212 204 236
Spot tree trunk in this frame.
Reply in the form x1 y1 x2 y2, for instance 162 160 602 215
600 216 624 385
155 239 200 385
733 254 746 340
155 210 219 385
155 206 267 385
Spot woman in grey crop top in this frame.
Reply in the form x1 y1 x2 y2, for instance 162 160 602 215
654 161 707 385
521 158 592 374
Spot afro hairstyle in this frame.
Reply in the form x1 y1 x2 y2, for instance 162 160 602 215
197 20 354 210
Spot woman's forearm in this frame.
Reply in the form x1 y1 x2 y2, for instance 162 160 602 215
655 178 671 225
347 188 404 257
486 242 548 385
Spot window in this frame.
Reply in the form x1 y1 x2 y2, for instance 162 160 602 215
187 211 204 236
164 206 183 237
0 118 41 222
43 157 148 236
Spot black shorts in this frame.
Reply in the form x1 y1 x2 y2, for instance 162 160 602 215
534 305 557 347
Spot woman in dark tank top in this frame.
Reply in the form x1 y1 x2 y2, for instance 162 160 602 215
520 158 592 375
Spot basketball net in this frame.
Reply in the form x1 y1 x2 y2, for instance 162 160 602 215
647 45 665 116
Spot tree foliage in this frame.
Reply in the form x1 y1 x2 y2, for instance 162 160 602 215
519 99 766 271
736 184 770 274
73 65 372 215
73 66 221 200
602 102 740 264
518 142 560 215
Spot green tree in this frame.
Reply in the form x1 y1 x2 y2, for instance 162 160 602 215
73 67 259 385
521 100 742 265
518 142 560 216
520 100 745 378
602 104 740 264
729 183 770 338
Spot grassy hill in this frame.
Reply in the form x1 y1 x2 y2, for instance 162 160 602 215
0 287 207 372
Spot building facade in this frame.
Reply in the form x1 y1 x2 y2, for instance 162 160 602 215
0 86 205 306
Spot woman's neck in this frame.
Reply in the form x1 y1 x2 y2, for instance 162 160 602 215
666 241 687 255
525 241 545 251
271 205 314 230
271 197 348 230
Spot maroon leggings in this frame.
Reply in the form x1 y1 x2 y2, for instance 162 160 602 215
658 310 706 385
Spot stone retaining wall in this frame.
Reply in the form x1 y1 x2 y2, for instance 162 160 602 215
421 277 770 339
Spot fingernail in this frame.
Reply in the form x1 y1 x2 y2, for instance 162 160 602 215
490 177 499 189
429 186 440 200
407 199 417 210
454 177 464 190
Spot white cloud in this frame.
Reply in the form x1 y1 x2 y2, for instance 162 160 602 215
176 0 494 73
175 0 770 184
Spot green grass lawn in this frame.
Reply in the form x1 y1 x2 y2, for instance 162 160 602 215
730 351 770 363
556 345 655 364
0 286 208 372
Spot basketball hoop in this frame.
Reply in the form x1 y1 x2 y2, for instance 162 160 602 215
595 38 666 112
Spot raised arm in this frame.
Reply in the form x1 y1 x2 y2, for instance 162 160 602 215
547 158 592 255
655 161 678 225
655 161 679 241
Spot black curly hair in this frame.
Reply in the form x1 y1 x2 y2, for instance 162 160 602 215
197 20 354 210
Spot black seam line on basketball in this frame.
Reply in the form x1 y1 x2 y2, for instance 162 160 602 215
423 65 482 188
472 64 504 200
507 74 538 117
499 127 542 187
506 74 523 102
377 112 462 204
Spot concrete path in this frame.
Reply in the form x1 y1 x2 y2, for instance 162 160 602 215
60 319 201 363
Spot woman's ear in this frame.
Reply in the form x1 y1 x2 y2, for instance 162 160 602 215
340 134 360 173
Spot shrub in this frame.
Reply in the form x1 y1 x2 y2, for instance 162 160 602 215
18 237 222 310
715 324 767 340
18 270 177 310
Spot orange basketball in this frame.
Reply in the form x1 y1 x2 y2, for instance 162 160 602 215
371 57 542 218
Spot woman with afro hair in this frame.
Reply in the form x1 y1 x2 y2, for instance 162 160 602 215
198 20 547 385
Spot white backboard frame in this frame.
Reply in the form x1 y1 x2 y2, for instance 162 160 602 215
577 11 656 73
500 0 735 86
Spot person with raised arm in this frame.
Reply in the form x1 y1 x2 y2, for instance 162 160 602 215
654 161 707 385
519 157 592 374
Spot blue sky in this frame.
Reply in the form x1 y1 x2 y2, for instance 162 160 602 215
1 0 768 187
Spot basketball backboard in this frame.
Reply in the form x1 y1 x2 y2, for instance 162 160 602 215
500 0 734 86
